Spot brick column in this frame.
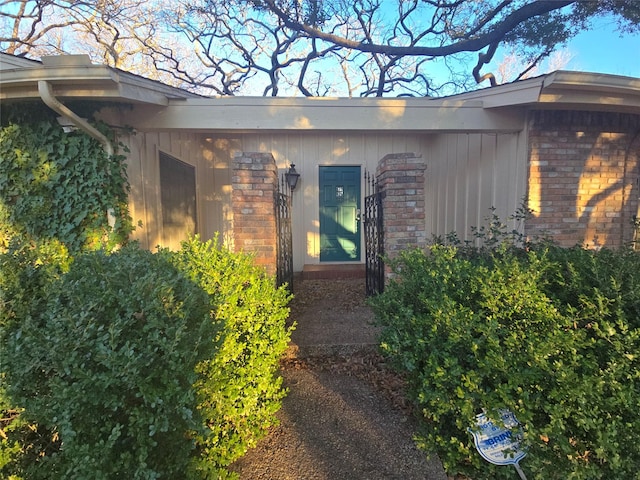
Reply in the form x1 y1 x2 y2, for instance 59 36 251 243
376 153 427 259
232 152 278 276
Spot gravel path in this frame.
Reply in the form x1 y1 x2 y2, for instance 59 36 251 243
229 278 448 480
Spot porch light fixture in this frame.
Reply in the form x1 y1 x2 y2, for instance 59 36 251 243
285 164 300 191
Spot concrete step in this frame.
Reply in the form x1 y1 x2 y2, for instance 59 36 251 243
301 264 365 280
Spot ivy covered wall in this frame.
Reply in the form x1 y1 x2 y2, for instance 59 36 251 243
0 103 133 253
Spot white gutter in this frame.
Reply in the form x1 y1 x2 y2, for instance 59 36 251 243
38 80 116 227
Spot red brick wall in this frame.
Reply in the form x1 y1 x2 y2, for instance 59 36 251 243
376 153 427 257
527 111 640 248
232 152 278 275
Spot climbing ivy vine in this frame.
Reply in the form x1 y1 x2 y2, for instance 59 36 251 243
0 104 133 253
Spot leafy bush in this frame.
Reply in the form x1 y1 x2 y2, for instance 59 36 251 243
1 238 292 479
2 244 217 479
1 106 133 477
170 236 293 478
1 109 292 477
370 242 640 479
0 238 71 479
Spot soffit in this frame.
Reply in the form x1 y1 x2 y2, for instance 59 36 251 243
0 54 199 106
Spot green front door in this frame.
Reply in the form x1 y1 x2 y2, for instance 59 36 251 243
319 166 361 262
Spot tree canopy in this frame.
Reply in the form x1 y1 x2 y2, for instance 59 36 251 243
1 0 639 97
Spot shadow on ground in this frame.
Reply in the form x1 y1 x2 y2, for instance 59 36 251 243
229 278 448 480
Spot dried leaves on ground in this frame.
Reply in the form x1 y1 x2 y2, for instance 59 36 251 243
281 352 413 417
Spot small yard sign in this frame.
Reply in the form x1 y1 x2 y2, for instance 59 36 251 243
469 409 528 480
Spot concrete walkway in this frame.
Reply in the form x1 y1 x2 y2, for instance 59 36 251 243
230 277 448 480
287 276 382 357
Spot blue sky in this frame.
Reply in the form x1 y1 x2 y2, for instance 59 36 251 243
562 20 640 77
423 13 640 95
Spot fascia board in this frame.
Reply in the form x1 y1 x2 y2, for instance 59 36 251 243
0 65 117 87
439 71 640 112
537 71 640 113
0 53 41 69
542 71 640 94
447 77 545 108
114 69 202 103
0 64 196 105
128 97 526 132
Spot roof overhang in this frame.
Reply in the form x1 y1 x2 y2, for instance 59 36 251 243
0 54 199 106
126 96 526 133
538 71 640 112
129 70 640 132
452 71 640 113
2 54 639 132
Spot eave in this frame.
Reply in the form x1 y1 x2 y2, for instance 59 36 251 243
453 71 640 114
537 71 640 113
0 54 199 106
127 96 526 133
2 54 639 133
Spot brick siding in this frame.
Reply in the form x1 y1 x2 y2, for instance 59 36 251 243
527 111 640 248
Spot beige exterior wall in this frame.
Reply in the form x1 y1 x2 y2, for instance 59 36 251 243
422 132 529 243
112 121 529 272
116 130 236 251
111 124 421 263
214 132 424 271
3 56 639 276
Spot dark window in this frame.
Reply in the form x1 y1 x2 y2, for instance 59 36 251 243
159 152 197 247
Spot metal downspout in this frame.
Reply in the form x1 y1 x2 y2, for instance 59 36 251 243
38 80 117 227
37 80 114 157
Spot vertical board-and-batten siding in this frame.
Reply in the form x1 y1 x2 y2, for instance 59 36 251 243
227 131 423 269
120 128 528 271
423 132 527 242
122 130 224 250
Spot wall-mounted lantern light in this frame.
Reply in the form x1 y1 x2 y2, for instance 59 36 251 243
285 164 300 191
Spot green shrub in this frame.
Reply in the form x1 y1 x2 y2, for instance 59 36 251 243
2 110 292 477
1 106 133 475
1 237 293 479
0 385 59 480
0 238 70 479
370 243 640 479
2 244 218 479
170 236 294 478
0 387 24 478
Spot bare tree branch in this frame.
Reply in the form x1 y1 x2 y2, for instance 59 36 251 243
258 0 574 56
1 0 637 97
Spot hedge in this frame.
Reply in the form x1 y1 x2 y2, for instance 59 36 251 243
0 238 293 479
370 242 640 479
